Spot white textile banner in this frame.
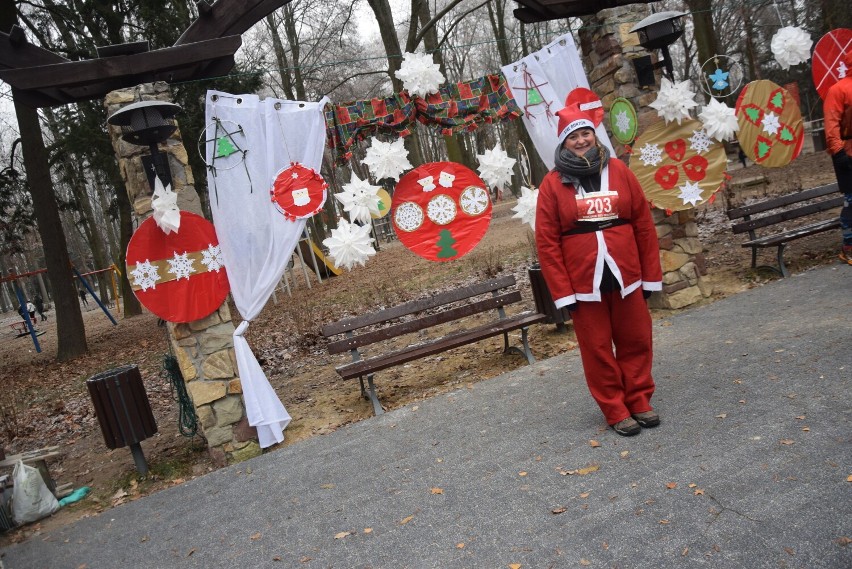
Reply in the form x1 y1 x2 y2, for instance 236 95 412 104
204 91 328 447
502 33 613 171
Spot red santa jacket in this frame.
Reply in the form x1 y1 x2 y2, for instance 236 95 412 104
824 51 852 157
535 158 662 308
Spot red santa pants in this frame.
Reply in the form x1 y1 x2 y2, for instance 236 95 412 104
570 288 655 425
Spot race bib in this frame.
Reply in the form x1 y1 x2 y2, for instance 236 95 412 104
576 190 620 222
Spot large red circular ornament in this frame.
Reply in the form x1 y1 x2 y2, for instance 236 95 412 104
392 162 492 262
812 29 852 100
270 162 328 220
126 212 230 323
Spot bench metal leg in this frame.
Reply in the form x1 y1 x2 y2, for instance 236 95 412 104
750 246 758 269
776 244 790 277
502 327 536 364
360 374 384 416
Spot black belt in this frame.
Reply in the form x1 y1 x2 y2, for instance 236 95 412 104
562 218 629 236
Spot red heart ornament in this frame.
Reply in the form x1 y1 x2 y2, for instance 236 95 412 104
682 155 709 182
654 165 680 190
664 139 686 162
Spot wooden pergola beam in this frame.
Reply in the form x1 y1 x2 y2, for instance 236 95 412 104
176 0 293 45
513 0 655 23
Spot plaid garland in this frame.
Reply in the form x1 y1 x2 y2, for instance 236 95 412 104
325 73 522 163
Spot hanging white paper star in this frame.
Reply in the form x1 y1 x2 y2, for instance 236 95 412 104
698 98 739 142
688 129 714 155
323 219 376 271
762 112 781 136
770 26 812 70
476 145 516 190
678 180 703 207
394 52 445 98
334 175 382 224
649 78 698 124
151 176 181 234
638 143 664 167
200 244 225 273
511 186 539 230
130 259 160 291
167 251 196 280
362 137 413 182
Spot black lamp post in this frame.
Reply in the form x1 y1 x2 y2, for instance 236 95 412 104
107 100 182 192
630 11 686 87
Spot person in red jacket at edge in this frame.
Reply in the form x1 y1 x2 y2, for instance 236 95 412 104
824 50 852 265
535 98 663 437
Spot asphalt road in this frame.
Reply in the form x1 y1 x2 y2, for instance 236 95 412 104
2 264 850 569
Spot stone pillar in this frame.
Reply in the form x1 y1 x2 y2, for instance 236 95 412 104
579 7 712 309
105 82 261 466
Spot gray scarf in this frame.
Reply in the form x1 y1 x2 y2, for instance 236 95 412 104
553 143 610 183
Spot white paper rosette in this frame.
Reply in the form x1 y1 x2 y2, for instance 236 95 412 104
771 26 812 70
476 145 516 189
322 218 376 271
394 52 445 98
650 78 698 124
698 98 739 142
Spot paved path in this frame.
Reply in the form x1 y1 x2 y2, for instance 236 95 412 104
2 265 850 569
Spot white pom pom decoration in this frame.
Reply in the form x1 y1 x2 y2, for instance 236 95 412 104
322 218 376 271
151 176 181 234
362 137 413 182
771 26 812 70
394 52 445 98
511 186 539 230
649 78 698 124
476 145 516 190
334 175 382 225
698 98 739 142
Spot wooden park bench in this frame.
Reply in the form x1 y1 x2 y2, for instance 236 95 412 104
321 275 547 415
727 183 843 277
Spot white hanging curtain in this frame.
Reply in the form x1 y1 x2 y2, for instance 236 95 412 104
204 91 329 447
502 33 613 170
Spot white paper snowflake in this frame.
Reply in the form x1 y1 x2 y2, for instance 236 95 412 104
476 145 516 190
678 180 703 207
167 251 196 281
698 98 739 142
688 129 714 155
615 110 632 134
762 112 781 136
511 186 539 230
151 177 180 235
649 78 698 124
770 26 812 70
427 194 457 225
334 175 382 224
459 186 489 216
322 219 376 271
200 244 225 273
638 143 664 167
362 137 413 182
130 259 161 292
394 52 445 98
394 202 424 232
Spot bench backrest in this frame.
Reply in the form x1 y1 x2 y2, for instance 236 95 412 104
728 183 842 234
322 275 521 354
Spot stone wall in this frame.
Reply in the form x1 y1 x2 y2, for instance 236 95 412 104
580 7 712 309
104 82 260 466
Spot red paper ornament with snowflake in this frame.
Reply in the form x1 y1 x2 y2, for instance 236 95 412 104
126 212 230 323
392 162 492 262
270 162 328 220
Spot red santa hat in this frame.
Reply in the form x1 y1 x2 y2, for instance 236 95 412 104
556 103 595 144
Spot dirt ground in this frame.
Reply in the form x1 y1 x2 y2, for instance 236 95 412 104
0 150 844 544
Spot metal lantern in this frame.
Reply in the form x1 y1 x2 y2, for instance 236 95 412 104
629 11 686 86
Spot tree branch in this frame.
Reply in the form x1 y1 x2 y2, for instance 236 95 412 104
322 69 390 97
407 0 466 52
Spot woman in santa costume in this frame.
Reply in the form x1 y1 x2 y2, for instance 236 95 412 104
535 101 663 437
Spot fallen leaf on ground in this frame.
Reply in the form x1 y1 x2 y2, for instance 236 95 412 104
364 528 373 534
836 536 851 546
273 556 281 561
589 439 601 448
688 483 697 488
780 439 795 445
694 488 705 495
456 543 465 549
682 547 689 556
783 547 795 555
320 483 335 489
847 475 852 482
400 515 414 525
795 415 806 420
300 556 313 563
250 532 262 541
715 413 727 419
140 536 149 543
187 548 196 557
580 559 591 566
666 482 677 489
334 531 351 539
579 492 590 499
619 451 629 458
551 506 567 514
660 519 670 524
802 427 810 432
509 564 522 569
518 472 528 477
431 487 444 494
577 464 600 475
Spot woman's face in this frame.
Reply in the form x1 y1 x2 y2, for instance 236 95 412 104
563 128 596 156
